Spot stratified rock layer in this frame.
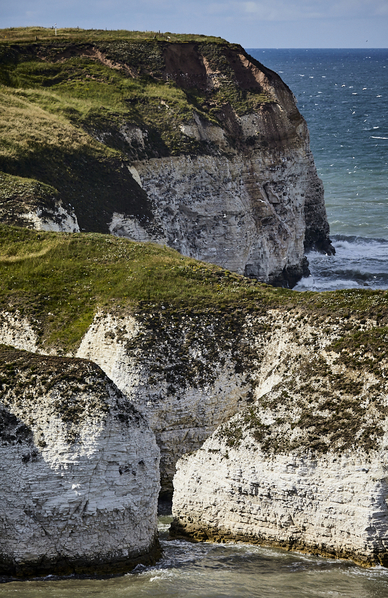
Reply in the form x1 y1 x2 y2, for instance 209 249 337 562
0 345 160 578
172 441 388 567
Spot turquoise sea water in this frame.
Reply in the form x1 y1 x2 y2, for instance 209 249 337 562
1 50 388 597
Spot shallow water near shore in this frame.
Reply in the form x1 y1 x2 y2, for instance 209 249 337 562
1 517 388 597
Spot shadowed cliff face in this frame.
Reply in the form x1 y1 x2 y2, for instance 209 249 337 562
0 345 160 578
0 31 333 286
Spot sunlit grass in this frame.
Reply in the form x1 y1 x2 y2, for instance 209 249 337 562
1 225 388 352
0 27 226 44
0 88 112 161
0 225 282 351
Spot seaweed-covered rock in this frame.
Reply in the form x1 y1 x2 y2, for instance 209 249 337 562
0 345 160 578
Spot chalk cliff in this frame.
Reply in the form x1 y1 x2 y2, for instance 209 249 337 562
3 227 388 568
171 309 388 566
0 345 160 578
2 276 388 515
0 29 333 286
75 310 252 498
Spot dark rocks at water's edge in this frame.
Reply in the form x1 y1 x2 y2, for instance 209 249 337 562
0 345 160 579
0 29 333 287
247 256 311 288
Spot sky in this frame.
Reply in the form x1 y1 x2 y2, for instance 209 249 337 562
1 0 388 48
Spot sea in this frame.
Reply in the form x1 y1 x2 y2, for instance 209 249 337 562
248 48 388 293
1 49 388 597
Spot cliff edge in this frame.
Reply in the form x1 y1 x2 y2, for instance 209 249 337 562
0 28 333 287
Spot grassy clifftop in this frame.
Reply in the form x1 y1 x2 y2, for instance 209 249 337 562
0 27 226 44
0 27 276 233
1 224 388 352
0 224 280 350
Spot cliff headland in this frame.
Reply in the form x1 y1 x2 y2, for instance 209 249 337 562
1 226 388 572
0 26 333 287
1 28 385 577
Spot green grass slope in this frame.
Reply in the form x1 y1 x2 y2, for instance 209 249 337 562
1 225 388 353
0 28 273 233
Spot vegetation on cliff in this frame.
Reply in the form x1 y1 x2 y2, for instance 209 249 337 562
1 224 388 353
0 27 275 234
0 224 277 350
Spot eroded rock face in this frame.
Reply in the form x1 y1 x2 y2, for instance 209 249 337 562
76 311 252 498
0 173 79 233
119 147 315 286
172 440 388 567
105 45 333 286
2 289 386 520
0 345 160 578
171 313 388 566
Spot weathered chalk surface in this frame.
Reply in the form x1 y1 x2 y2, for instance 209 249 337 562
171 320 388 567
75 310 251 498
3 298 388 523
0 345 160 578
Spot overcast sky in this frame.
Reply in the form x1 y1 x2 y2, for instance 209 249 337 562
1 0 388 48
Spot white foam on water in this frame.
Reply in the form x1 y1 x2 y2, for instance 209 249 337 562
295 236 388 292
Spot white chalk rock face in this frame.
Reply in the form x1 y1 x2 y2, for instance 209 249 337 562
116 113 328 287
22 202 80 233
76 310 252 497
0 311 39 353
129 149 313 286
172 320 388 567
0 346 160 578
172 437 388 567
